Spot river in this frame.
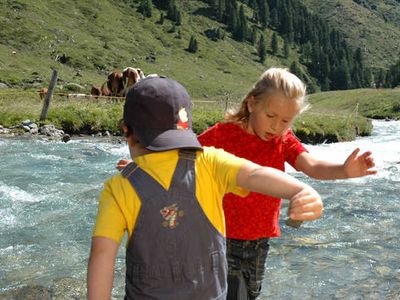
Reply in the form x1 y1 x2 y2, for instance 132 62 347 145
0 120 399 299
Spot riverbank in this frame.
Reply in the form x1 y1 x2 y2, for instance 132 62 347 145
0 124 125 144
1 87 399 144
0 117 371 145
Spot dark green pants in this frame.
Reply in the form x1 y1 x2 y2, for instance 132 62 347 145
226 238 270 300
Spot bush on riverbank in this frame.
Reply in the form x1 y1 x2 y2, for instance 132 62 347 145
294 113 372 144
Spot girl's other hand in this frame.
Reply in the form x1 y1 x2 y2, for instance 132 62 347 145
344 148 377 178
116 159 132 171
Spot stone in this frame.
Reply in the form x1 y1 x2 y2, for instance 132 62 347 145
21 120 32 126
62 134 71 143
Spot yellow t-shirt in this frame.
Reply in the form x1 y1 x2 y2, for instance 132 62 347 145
93 147 248 244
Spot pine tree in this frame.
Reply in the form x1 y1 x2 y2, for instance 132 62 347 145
280 7 293 38
217 0 225 22
258 34 267 63
226 1 238 31
365 69 374 88
270 8 279 29
320 54 330 82
152 0 169 10
258 0 270 29
250 26 258 45
167 0 180 23
158 12 165 25
235 5 247 41
283 38 290 58
321 77 330 91
188 35 198 53
271 32 278 55
175 10 182 26
376 69 386 88
330 59 351 90
251 1 259 23
387 60 400 88
290 61 303 81
138 0 152 18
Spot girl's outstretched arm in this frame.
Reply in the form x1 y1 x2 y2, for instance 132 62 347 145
236 161 323 221
295 148 377 180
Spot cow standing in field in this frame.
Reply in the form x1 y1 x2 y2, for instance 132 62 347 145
38 87 48 100
122 67 141 96
100 82 111 96
137 68 145 79
107 71 124 97
90 85 102 98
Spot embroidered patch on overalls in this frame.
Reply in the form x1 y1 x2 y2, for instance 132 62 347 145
160 203 184 229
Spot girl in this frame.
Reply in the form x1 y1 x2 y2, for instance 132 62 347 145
197 67 376 300
117 68 376 299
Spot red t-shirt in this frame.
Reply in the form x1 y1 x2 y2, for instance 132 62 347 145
198 122 307 239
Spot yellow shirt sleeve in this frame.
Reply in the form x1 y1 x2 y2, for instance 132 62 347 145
195 147 248 234
93 173 140 244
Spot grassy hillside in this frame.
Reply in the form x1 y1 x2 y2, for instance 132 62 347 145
2 0 399 95
301 0 400 69
0 0 301 101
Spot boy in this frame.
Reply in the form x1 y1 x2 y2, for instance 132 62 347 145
87 76 323 299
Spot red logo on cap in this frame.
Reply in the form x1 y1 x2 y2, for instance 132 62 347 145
177 107 188 129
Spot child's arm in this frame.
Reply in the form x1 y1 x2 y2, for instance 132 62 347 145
116 159 132 171
87 237 119 300
295 148 377 180
236 161 323 221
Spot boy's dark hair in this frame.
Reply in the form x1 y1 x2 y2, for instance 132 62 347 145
123 76 202 151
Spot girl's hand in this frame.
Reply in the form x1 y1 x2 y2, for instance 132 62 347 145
116 159 132 171
344 148 377 178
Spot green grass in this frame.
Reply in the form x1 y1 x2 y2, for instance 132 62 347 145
307 88 400 119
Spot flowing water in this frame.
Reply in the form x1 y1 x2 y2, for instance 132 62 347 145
0 120 399 299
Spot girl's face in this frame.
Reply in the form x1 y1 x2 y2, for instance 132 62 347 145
247 94 300 141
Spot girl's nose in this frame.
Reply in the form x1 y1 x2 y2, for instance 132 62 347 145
270 120 278 131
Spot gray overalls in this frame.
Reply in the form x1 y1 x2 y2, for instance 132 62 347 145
121 150 227 300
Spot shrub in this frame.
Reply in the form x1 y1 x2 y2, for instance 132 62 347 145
192 109 223 134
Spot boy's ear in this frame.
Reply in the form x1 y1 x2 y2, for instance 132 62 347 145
122 124 129 137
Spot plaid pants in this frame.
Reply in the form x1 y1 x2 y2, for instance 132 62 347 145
226 238 270 300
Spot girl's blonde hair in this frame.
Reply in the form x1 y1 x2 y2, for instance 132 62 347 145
225 67 309 123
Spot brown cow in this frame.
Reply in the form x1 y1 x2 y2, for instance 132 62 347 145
100 82 111 96
137 68 145 79
107 71 124 97
38 87 48 100
90 85 102 98
122 67 141 96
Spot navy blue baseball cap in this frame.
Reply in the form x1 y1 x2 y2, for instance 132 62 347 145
123 76 202 151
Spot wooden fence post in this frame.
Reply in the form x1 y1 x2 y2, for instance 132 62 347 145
40 69 58 121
